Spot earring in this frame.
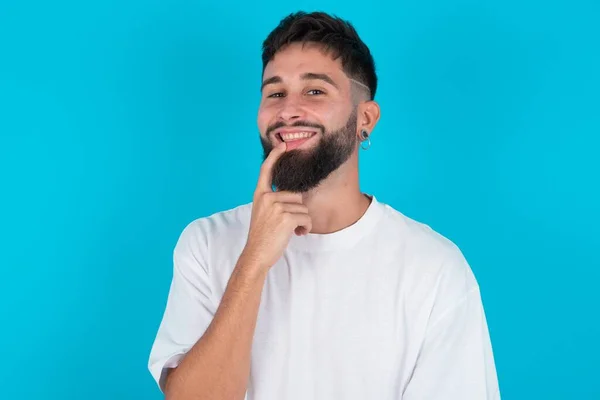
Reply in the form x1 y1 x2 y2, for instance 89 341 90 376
360 130 371 150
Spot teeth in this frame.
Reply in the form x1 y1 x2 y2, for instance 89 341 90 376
280 131 314 141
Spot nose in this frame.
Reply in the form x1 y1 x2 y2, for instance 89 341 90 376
276 95 305 122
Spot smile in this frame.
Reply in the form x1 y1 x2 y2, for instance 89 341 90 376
278 131 317 142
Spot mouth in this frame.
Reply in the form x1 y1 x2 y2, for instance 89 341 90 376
274 130 317 143
273 130 318 150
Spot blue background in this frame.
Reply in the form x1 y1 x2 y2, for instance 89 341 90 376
1 0 598 398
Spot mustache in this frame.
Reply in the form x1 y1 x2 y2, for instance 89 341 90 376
265 120 325 138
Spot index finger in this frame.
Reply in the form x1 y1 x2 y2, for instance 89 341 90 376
256 142 286 193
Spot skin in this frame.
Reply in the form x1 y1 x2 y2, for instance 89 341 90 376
163 41 381 400
258 42 381 234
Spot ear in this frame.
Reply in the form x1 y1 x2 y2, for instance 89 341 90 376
356 100 381 138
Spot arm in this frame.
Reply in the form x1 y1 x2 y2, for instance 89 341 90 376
402 288 500 400
403 249 501 400
148 142 310 399
164 253 267 400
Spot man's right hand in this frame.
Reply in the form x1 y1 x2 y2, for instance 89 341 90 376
242 142 312 270
162 142 304 400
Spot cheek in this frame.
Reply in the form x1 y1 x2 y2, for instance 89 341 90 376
308 104 345 129
257 99 348 131
314 107 336 122
257 108 271 133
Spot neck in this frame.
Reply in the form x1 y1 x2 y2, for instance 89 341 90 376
301 160 371 234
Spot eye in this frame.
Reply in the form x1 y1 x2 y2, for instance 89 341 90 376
307 89 325 95
267 92 285 98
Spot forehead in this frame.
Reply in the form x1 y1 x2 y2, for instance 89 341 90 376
263 42 345 81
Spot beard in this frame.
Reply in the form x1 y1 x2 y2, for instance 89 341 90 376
259 108 358 193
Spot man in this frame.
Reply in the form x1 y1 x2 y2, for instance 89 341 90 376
148 11 500 400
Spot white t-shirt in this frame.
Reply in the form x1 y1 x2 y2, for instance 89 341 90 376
148 195 500 399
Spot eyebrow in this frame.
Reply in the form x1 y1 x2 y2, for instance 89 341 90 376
260 72 340 92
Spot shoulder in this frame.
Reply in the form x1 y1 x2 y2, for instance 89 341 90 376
378 201 479 293
174 202 253 258
378 202 482 329
381 203 466 262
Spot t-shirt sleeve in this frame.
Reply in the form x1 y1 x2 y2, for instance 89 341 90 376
147 221 218 392
403 247 501 400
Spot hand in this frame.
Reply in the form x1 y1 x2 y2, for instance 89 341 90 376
241 143 312 270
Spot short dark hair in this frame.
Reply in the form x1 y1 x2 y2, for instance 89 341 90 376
261 11 377 100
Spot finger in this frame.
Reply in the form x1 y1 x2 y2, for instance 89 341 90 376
286 213 312 234
270 191 304 204
279 203 309 215
295 226 308 236
256 142 286 193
